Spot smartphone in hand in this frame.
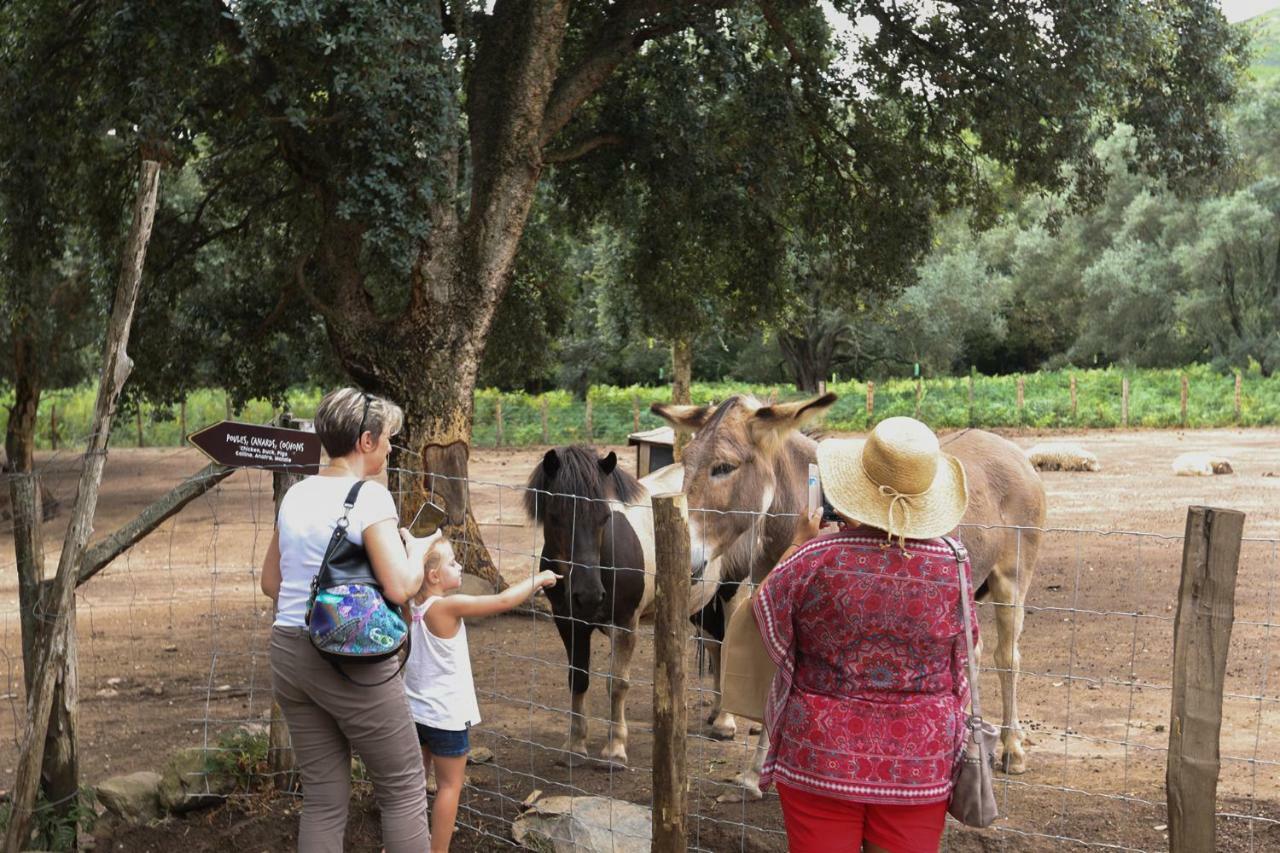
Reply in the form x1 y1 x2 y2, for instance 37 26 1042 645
807 463 821 514
410 500 447 537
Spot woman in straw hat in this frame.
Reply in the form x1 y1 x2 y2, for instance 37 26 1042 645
753 416 978 853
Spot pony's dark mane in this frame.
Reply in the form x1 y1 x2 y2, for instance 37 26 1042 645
523 445 646 525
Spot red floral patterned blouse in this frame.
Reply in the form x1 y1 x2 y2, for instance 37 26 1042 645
754 525 978 805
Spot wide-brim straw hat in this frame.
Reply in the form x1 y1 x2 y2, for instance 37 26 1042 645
817 416 968 542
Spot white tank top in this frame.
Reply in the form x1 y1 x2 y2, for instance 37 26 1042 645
403 597 481 730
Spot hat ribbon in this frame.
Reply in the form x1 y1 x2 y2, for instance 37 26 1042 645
867 477 929 548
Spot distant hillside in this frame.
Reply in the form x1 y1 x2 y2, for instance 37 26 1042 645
1243 7 1280 82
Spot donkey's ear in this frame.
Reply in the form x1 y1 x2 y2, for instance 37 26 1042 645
651 402 713 432
598 451 618 474
542 448 561 478
750 393 838 446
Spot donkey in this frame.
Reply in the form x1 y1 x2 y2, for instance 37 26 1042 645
523 446 728 766
653 394 1047 782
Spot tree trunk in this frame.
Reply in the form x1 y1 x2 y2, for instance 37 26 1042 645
671 336 693 459
4 158 160 853
778 331 826 393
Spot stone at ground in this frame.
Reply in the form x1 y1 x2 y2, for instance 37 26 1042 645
512 795 651 853
468 747 494 765
157 747 234 813
96 771 163 823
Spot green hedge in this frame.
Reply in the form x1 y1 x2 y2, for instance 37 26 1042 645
5 366 1278 452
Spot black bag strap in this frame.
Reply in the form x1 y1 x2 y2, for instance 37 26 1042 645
315 480 370 587
325 643 411 687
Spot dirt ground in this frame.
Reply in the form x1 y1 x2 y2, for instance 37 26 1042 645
3 426 1279 852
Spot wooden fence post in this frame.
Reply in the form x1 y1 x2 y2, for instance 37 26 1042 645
866 381 875 419
1121 377 1130 428
585 397 593 442
1070 374 1078 421
1234 372 1242 423
4 158 161 853
540 397 550 445
179 397 187 441
1180 374 1189 427
632 395 640 432
652 493 690 853
225 391 233 422
494 397 504 448
1166 505 1245 853
1016 376 1025 422
49 404 59 451
269 413 303 791
136 407 145 447
914 377 923 419
816 379 827 397
967 374 975 427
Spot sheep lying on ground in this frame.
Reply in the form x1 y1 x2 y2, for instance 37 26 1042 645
1172 452 1234 476
1025 442 1100 472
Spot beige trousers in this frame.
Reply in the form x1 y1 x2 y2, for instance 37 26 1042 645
270 626 429 852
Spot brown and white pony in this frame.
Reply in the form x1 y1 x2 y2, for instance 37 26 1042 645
653 393 1047 789
523 447 729 766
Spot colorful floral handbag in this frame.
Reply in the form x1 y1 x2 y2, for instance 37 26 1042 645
305 480 409 686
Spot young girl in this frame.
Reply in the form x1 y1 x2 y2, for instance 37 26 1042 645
404 536 559 852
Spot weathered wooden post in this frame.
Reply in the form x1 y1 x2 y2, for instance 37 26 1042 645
866 381 875 419
4 158 161 853
816 379 827 397
136 406 145 447
494 397 504 448
652 493 690 853
1234 372 1242 423
914 376 923 419
1180 374 1189 427
632 395 640 432
269 413 303 791
179 397 187 440
584 397 594 442
1070 374 1078 421
49 404 59 451
1016 376 1025 423
540 397 550 445
1121 377 1130 428
225 391 233 422
967 373 975 427
1166 506 1244 853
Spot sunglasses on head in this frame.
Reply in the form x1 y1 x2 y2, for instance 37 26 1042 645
357 391 373 443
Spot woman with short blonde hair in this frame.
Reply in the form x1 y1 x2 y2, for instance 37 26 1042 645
262 386 436 852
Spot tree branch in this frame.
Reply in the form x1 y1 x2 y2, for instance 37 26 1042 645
539 0 733 149
544 133 626 164
76 462 236 587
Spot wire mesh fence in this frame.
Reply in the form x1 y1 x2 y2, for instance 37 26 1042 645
1 444 1279 851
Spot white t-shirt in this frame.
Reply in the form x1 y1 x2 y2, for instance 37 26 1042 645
403 597 482 730
274 475 399 628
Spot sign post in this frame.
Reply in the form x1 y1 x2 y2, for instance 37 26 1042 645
188 420 321 474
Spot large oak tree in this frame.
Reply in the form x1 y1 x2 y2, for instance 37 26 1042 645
7 0 1247 582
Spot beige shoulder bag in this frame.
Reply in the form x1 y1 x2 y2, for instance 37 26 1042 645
946 537 1000 828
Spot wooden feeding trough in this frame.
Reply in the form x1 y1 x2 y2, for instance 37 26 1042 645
627 426 675 477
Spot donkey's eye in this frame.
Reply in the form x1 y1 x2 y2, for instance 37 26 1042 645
711 462 738 478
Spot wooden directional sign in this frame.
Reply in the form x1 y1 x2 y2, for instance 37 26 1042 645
188 420 322 475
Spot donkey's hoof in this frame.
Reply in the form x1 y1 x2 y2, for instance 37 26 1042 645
708 723 737 741
1000 752 1027 775
555 750 592 769
599 744 629 766
716 777 764 803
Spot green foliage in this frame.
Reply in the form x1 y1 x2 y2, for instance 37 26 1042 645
0 788 96 852
208 729 272 792
1245 8 1280 83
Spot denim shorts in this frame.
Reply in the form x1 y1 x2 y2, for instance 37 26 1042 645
415 722 469 757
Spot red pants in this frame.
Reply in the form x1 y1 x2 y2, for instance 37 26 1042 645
776 782 948 853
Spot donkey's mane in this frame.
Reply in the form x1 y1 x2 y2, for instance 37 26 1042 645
523 445 646 525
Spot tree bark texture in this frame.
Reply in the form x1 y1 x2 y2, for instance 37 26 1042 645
671 337 693 460
4 159 160 853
